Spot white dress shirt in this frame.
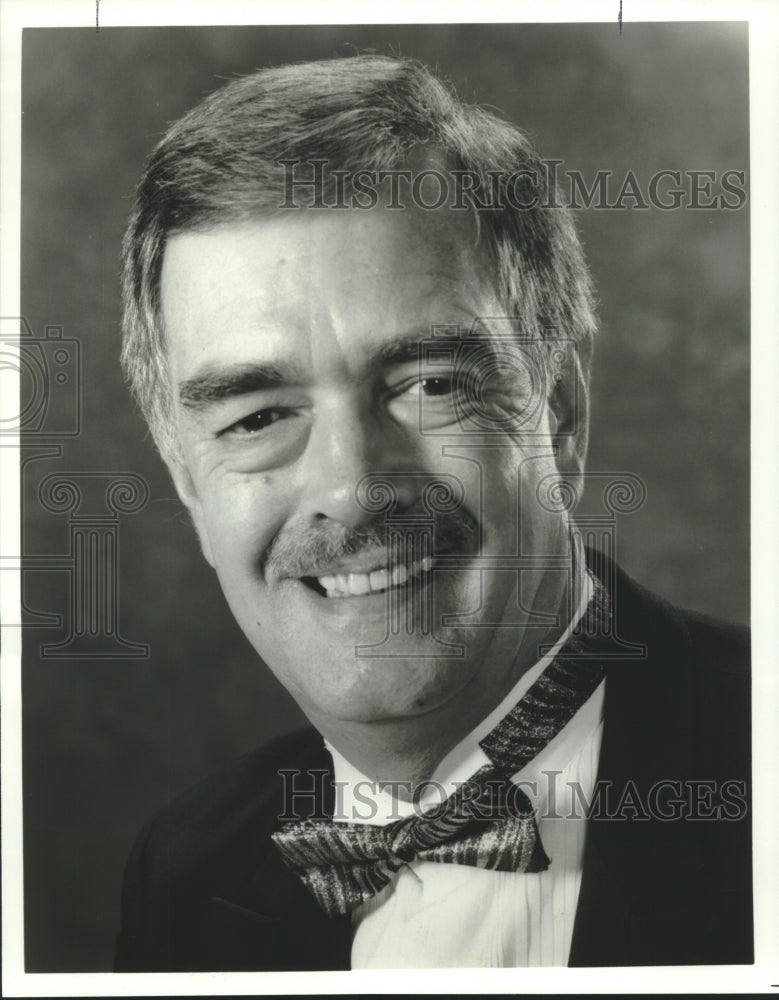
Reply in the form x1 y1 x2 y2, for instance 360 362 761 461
324 570 606 968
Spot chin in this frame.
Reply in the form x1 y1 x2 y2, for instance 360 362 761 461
288 646 477 727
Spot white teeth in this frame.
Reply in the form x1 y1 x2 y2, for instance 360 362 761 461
348 572 371 595
314 558 432 598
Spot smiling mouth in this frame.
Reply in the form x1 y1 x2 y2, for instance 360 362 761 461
300 555 433 599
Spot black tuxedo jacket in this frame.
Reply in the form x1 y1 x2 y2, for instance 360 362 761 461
115 556 752 970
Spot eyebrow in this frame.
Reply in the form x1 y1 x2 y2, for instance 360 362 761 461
374 335 426 368
177 329 496 410
375 329 499 365
178 362 305 410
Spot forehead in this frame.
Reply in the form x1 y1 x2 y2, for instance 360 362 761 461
160 206 501 380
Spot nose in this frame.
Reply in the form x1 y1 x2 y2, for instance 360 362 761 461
299 399 420 529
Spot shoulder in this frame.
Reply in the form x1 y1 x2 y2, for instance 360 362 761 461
116 725 329 969
116 725 328 968
125 725 326 883
677 604 750 674
155 724 325 820
596 552 751 766
115 725 335 971
600 550 750 677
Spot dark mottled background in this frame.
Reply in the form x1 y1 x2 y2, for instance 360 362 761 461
20 23 749 970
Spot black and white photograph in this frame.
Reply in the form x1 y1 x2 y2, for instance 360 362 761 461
1 1 777 994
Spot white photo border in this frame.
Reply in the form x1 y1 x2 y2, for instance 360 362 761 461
1 0 777 995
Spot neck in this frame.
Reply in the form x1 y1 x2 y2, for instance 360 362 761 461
312 534 586 797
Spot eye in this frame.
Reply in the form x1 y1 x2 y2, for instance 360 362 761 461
385 370 478 431
220 408 286 437
211 403 310 472
395 373 469 401
418 376 456 397
421 371 480 407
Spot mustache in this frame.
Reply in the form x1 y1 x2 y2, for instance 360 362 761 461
265 506 478 580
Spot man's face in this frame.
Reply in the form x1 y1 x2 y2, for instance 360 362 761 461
161 204 584 737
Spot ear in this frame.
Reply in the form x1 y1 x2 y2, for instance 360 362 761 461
546 345 590 503
166 458 216 568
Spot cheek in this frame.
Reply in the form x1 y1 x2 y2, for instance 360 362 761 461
479 444 563 548
196 473 288 576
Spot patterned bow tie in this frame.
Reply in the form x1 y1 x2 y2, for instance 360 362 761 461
272 575 610 917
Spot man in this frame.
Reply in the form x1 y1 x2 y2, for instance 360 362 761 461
115 55 751 970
